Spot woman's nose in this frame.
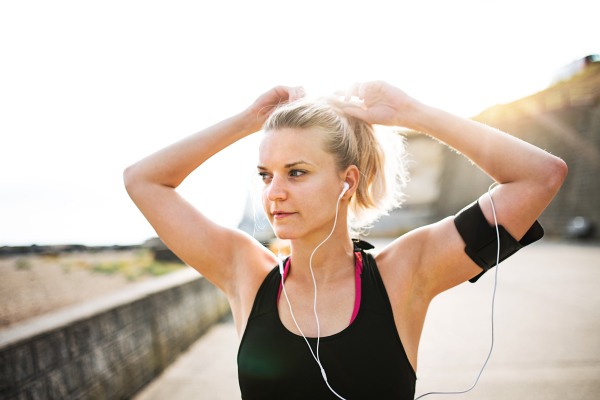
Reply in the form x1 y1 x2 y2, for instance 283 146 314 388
266 174 288 202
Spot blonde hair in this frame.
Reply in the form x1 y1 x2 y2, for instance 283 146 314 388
251 94 411 239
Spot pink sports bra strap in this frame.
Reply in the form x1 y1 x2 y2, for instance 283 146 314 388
276 258 291 304
350 251 363 324
277 251 364 326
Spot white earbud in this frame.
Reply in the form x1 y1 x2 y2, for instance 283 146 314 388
340 182 349 199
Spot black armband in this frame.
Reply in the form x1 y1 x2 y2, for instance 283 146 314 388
454 199 545 283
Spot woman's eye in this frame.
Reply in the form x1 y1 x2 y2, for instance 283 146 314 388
290 169 306 177
258 170 306 182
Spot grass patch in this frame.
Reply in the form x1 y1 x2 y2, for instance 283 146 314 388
14 258 32 270
21 248 188 281
87 249 187 281
91 262 124 275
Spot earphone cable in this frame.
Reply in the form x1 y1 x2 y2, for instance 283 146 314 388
279 272 347 400
275 184 349 400
414 181 501 399
310 186 344 363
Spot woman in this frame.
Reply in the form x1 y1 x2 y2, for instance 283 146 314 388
123 81 567 399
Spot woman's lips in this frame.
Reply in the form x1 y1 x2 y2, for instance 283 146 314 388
274 213 296 219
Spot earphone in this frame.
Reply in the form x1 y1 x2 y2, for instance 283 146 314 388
270 180 501 400
274 181 349 399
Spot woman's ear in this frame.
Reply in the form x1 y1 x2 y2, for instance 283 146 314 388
342 165 360 198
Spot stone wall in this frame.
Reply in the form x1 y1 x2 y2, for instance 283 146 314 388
0 268 231 400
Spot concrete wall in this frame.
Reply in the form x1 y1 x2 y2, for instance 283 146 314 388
0 268 231 400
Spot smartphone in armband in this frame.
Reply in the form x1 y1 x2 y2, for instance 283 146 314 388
454 199 545 283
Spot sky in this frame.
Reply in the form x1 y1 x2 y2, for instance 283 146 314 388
1 0 598 246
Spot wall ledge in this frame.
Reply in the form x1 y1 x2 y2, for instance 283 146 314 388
0 267 201 350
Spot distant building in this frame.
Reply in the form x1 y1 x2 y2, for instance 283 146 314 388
550 55 600 86
436 55 600 240
237 192 273 244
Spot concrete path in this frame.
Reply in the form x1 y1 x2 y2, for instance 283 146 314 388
133 239 600 399
132 315 241 400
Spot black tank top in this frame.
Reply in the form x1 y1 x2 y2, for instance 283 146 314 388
237 239 417 399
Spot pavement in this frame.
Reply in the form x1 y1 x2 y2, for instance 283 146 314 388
132 239 600 400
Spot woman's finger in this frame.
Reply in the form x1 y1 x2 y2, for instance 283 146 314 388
292 86 306 102
289 86 306 102
334 83 361 101
289 87 297 102
340 103 370 122
296 86 306 99
344 82 361 102
339 99 368 111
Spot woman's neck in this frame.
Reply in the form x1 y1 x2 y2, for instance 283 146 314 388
286 230 355 286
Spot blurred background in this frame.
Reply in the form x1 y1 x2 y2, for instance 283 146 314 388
1 1 599 399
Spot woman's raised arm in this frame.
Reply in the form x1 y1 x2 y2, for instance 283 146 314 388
123 85 305 296
337 80 567 299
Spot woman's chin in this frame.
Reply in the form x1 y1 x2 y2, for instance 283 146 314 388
273 229 301 241
274 233 294 241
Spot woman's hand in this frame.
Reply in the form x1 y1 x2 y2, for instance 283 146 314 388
334 80 419 128
243 85 306 133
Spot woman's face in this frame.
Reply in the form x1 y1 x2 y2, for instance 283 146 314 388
257 127 344 240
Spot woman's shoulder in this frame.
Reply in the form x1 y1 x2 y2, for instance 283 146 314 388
371 234 425 303
235 238 278 292
228 238 279 337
